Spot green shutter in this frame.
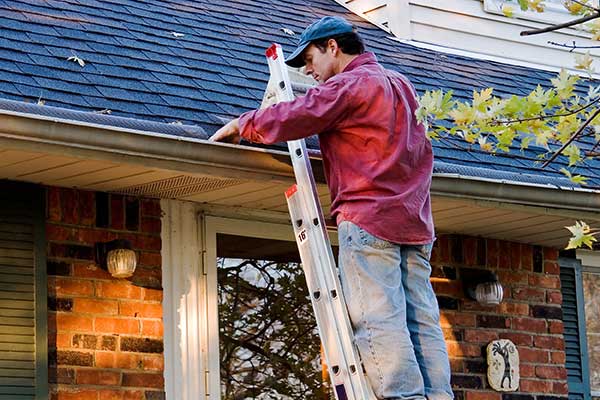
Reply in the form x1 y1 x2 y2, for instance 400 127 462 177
0 182 47 400
559 257 591 400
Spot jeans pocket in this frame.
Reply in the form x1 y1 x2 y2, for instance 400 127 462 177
357 226 394 250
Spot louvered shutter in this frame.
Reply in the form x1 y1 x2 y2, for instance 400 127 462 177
0 182 47 399
559 257 591 400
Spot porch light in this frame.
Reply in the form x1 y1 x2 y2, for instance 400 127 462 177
95 239 137 278
462 268 504 306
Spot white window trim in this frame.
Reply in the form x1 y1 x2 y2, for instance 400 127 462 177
163 201 339 400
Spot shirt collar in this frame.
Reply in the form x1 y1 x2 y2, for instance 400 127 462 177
342 52 378 73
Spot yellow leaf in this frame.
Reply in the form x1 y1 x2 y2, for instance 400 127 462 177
528 0 545 12
574 51 594 72
565 221 597 249
502 4 515 17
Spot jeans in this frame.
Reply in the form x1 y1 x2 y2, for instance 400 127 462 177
337 221 453 400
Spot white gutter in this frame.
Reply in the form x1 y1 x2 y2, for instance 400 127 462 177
0 109 599 217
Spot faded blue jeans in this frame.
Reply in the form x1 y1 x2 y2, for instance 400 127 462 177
337 221 453 400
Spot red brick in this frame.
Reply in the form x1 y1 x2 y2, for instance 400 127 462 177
76 369 121 385
549 321 564 334
534 335 564 350
98 390 145 400
111 195 125 230
449 357 464 373
96 281 143 300
430 242 440 263
142 288 163 302
142 355 164 371
519 379 552 393
543 247 559 262
552 381 569 394
76 228 111 245
519 363 535 377
137 235 161 251
141 217 161 234
55 314 94 332
528 274 561 289
498 240 511 269
547 290 562 304
486 239 499 268
544 261 560 275
535 365 567 379
51 389 98 400
73 263 111 279
440 312 476 328
433 280 463 297
119 302 162 318
512 287 545 302
138 252 161 268
520 244 533 270
122 372 164 389
48 187 62 222
498 270 528 285
499 302 529 316
512 317 546 333
463 237 478 266
141 320 163 337
519 347 549 363
464 329 498 343
61 188 79 225
140 199 161 217
498 332 533 346
95 317 140 335
46 225 73 241
551 351 566 364
78 190 96 226
510 243 522 269
446 341 482 357
73 299 119 315
54 332 71 348
49 277 94 297
95 352 141 369
465 392 501 400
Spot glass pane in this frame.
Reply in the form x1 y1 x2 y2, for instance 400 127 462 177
217 233 337 399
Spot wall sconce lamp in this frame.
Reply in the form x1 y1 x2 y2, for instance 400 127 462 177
462 268 503 305
95 239 137 278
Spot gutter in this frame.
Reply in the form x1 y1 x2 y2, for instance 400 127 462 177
0 108 599 217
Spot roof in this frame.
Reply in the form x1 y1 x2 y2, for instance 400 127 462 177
0 0 599 187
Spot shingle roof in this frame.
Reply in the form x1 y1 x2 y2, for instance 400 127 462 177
0 0 599 187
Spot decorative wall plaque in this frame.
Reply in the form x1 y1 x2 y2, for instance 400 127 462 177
487 339 519 391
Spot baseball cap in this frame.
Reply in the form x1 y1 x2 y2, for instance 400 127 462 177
285 16 354 68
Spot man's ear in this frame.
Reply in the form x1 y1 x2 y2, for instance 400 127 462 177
328 38 339 55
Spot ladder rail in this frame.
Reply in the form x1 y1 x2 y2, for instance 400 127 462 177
264 43 377 400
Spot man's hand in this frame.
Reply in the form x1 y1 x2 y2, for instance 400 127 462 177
209 118 241 144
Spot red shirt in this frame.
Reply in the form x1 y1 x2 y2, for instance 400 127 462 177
239 52 434 244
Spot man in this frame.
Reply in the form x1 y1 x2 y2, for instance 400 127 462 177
210 16 453 400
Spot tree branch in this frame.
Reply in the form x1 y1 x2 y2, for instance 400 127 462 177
548 40 600 51
521 12 600 36
542 107 600 167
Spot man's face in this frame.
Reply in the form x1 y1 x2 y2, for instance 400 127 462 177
303 42 337 84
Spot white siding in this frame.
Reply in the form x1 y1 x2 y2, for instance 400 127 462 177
336 0 600 74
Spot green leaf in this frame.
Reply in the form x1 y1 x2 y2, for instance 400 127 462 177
560 168 589 185
550 68 579 100
518 0 529 11
564 144 582 166
565 221 597 249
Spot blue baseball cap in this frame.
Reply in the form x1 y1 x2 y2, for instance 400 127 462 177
285 16 354 68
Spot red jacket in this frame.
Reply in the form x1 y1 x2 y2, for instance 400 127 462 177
239 52 434 244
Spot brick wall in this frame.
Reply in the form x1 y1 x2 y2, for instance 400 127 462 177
430 235 568 400
46 187 164 400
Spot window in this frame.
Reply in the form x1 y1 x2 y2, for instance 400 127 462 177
559 257 592 400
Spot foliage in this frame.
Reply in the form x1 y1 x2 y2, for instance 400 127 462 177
417 1 600 249
218 257 327 399
565 220 598 248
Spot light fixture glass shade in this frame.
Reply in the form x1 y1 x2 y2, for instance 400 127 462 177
475 281 503 305
106 248 137 278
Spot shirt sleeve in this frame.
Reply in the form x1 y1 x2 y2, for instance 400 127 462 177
239 78 352 144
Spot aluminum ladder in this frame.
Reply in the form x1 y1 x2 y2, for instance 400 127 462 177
263 43 378 400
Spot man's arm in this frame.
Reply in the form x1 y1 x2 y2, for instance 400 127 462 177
210 78 351 144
